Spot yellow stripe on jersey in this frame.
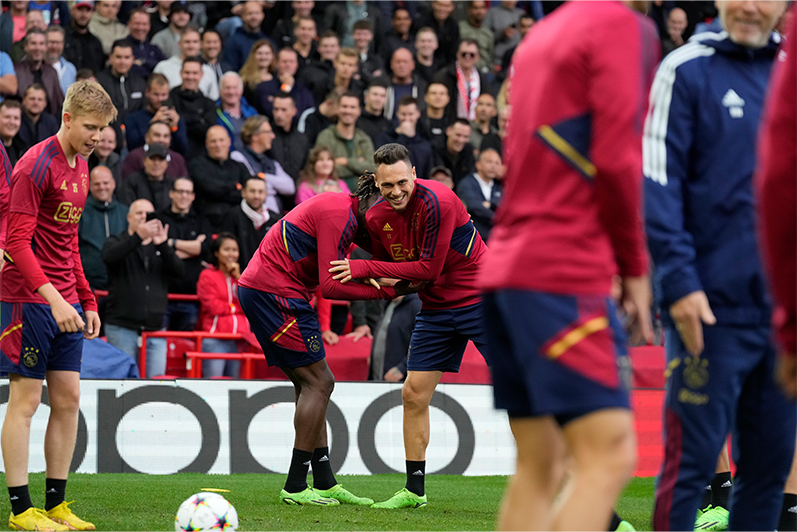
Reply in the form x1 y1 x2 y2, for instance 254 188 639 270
282 221 290 256
538 125 597 179
0 323 22 342
546 316 608 359
272 319 297 342
465 226 477 257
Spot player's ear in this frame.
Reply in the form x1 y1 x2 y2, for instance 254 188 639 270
62 111 72 128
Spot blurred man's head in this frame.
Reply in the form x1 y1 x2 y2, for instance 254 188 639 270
396 96 421 127
128 199 154 230
468 1 488 25
0 100 22 142
220 72 244 107
241 115 274 152
390 47 415 82
146 74 170 111
169 177 195 214
168 2 191 30
242 1 265 32
205 125 231 161
415 27 439 58
334 48 359 81
180 57 203 91
294 17 317 45
428 165 454 189
24 29 47 63
475 148 502 181
475 94 497 124
292 1 314 17
23 84 48 118
145 121 172 146
425 82 450 112
431 0 454 22
128 8 151 41
242 176 267 211
318 31 341 62
109 40 134 76
392 8 412 36
201 30 222 62
276 47 299 76
25 10 47 32
352 20 374 52
178 27 202 59
337 93 361 127
90 166 116 203
717 0 787 48
446 119 472 153
95 0 121 20
667 7 688 39
457 39 480 70
143 142 170 179
71 1 94 29
46 26 66 63
95 126 117 161
518 14 534 37
364 80 388 115
272 93 297 130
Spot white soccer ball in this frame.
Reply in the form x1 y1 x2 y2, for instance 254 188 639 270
175 492 238 532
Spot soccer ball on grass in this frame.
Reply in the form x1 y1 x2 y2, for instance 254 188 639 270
175 492 238 531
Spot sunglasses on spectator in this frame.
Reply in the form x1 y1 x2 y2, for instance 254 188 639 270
459 52 477 58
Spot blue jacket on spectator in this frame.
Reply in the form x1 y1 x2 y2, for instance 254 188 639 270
124 108 189 155
455 172 503 242
129 36 165 78
216 96 258 150
223 27 270 72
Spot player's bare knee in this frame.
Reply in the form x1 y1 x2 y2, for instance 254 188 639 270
48 388 81 416
401 381 431 411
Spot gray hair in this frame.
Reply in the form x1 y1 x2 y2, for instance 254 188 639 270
220 71 244 90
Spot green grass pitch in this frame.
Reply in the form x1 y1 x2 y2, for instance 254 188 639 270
2 473 656 530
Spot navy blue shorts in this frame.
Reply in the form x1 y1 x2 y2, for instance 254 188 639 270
0 302 84 379
238 286 325 369
407 302 488 372
484 290 631 424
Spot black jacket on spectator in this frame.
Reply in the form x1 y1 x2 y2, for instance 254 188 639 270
96 68 147 123
189 153 251 230
18 113 59 148
299 60 335 107
88 151 122 185
270 125 310 182
79 195 128 290
63 23 105 74
323 3 384 57
301 107 335 146
102 231 184 331
154 208 213 295
376 129 435 181
418 111 450 149
171 86 217 159
414 56 446 86
416 12 459 64
118 172 174 211
433 142 476 185
383 33 416 67
432 64 490 124
357 110 392 145
221 205 282 270
2 137 27 167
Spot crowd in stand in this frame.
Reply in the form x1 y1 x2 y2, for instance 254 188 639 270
0 0 720 379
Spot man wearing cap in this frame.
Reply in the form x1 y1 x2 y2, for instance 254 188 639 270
118 142 175 211
63 0 105 74
151 3 192 59
121 121 188 181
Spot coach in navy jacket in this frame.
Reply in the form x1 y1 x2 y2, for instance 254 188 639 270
643 8 795 532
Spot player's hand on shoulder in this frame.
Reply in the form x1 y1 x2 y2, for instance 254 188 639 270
669 290 716 356
83 310 101 340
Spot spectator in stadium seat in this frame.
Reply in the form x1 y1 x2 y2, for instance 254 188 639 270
384 47 428 123
121 121 189 181
0 99 25 167
479 103 508 155
368 293 422 382
88 126 122 184
202 30 233 86
498 14 534 80
171 57 218 158
196 233 251 378
314 92 375 190
8 10 47 64
324 0 384 52
455 147 503 242
459 1 494 75
0 52 17 104
124 73 189 155
45 26 76 98
382 8 415 66
224 1 269 72
419 82 451 148
216 72 258 151
127 7 165 79
148 0 174 39
273 1 312 48
253 46 314 120
433 39 489 121
352 19 384 84
96 39 146 124
79 166 128 291
296 146 351 203
428 164 454 189
484 0 525 69
88 0 130 56
232 115 296 213
153 26 219 100
239 39 277 113
222 176 281 270
118 142 175 211
154 177 213 332
298 90 339 146
28 0 70 26
416 0 459 64
357 79 391 144
63 0 105 74
0 1 28 55
298 32 341 106
17 84 59 148
434 118 476 185
292 15 320 73
376 96 434 183
661 7 688 57
270 92 310 183
469 93 497 153
190 125 251 231
414 27 444 86
103 198 183 377
151 2 191 59
14 29 64 117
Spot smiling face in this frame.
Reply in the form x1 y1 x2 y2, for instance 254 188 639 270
179 29 201 58
95 126 117 159
46 29 65 62
447 122 471 153
255 43 274 70
23 88 48 117
109 44 134 76
295 19 316 44
146 122 172 146
337 95 361 127
717 0 786 48
220 75 243 106
128 11 150 41
180 61 203 91
205 126 230 161
314 150 335 178
392 8 412 35
318 36 340 62
375 160 416 213
242 178 266 211
202 31 222 61
90 166 116 202
416 29 438 57
25 33 47 63
0 106 21 140
215 237 240 267
169 177 195 212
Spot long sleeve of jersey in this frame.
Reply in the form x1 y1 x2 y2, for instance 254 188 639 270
5 213 51 293
71 233 98 312
644 57 703 309
756 10 796 354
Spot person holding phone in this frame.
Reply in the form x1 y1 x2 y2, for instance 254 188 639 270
123 73 189 154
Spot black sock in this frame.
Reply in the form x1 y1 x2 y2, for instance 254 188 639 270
45 478 67 511
311 447 336 490
8 485 32 516
779 493 797 532
405 460 425 496
284 448 313 493
700 483 712 510
608 510 622 531
709 471 732 509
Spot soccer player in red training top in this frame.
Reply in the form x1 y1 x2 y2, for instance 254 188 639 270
330 143 488 509
237 184 414 506
0 80 117 531
0 140 10 270
478 2 659 530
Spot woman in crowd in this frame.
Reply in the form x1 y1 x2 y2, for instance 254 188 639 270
295 146 350 204
239 39 276 113
197 233 250 378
